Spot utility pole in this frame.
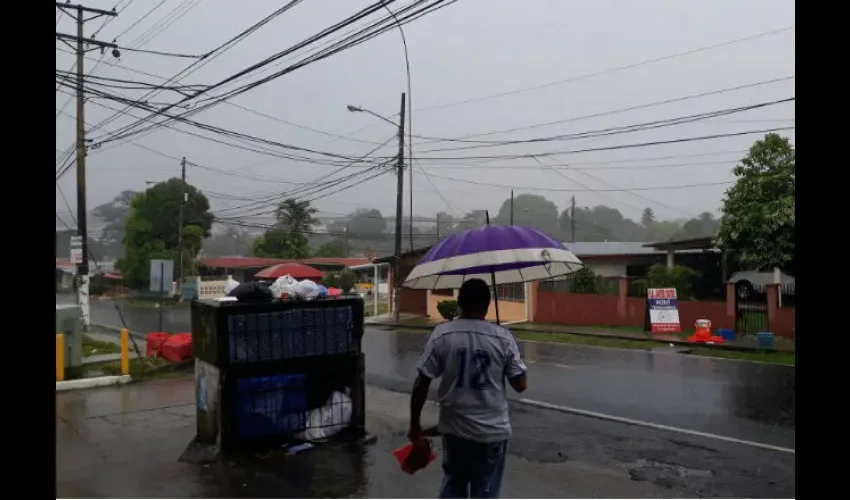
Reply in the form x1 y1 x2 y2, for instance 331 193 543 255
510 190 514 225
436 213 440 239
393 93 406 323
177 156 187 298
344 224 350 257
56 2 118 331
570 196 576 242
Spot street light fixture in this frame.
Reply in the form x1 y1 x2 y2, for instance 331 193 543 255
345 104 399 128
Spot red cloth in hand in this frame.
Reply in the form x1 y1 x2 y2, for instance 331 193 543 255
393 439 436 475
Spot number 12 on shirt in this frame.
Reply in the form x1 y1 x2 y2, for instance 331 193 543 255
455 348 492 390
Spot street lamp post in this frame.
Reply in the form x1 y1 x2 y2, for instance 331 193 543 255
347 94 406 323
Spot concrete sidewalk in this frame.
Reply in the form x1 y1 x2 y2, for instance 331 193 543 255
57 377 677 498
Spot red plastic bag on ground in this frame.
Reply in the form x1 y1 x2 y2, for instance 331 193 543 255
393 439 436 475
161 333 193 363
146 332 170 358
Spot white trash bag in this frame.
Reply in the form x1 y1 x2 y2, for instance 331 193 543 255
294 279 320 301
295 390 353 442
270 274 297 298
224 277 240 295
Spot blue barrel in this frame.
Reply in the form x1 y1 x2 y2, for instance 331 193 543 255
717 329 735 342
756 332 774 348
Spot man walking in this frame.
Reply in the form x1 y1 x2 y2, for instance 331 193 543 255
408 278 528 498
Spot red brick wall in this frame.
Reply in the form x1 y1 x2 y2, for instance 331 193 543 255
534 291 734 331
773 308 795 339
399 288 427 316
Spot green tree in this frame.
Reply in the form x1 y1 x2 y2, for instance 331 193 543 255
641 207 656 227
276 198 318 232
116 180 213 288
717 134 795 269
315 239 349 258
646 264 698 300
495 194 559 236
253 198 318 259
181 225 205 276
92 190 137 258
203 226 254 257
454 210 488 233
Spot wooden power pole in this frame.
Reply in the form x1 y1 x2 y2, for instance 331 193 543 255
56 2 118 330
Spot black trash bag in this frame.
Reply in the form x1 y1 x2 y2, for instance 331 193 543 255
227 281 273 302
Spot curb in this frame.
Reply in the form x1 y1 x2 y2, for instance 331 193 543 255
56 375 133 392
91 323 147 340
375 321 792 355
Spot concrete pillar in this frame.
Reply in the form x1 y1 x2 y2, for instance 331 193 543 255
617 277 628 319
526 281 539 323
765 284 779 329
726 282 736 319
387 267 394 315
372 263 379 316
666 250 675 269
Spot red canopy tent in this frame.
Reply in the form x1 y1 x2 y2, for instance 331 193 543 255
254 262 323 282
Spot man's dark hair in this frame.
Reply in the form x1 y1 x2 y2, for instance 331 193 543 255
458 278 491 316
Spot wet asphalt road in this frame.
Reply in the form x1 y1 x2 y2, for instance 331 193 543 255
363 327 795 450
72 297 796 497
84 298 795 450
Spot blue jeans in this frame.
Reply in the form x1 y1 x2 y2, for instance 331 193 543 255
439 434 508 499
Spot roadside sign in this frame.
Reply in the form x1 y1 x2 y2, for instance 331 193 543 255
647 287 681 334
69 236 83 264
149 259 174 294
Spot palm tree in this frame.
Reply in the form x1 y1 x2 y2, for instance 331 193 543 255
275 198 318 233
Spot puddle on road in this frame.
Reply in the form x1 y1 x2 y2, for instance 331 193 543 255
627 458 713 490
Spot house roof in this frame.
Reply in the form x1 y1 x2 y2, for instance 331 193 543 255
300 257 371 267
372 246 431 264
254 262 323 280
643 237 716 252
198 257 291 269
199 256 372 270
372 241 707 265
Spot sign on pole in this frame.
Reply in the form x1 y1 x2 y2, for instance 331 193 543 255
647 288 681 334
69 236 83 265
150 259 175 294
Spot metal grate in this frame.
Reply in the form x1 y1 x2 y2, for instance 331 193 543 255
228 306 355 363
236 374 307 438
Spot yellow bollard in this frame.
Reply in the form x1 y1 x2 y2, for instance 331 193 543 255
56 334 65 382
120 328 130 376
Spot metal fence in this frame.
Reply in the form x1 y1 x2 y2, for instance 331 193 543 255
779 283 795 308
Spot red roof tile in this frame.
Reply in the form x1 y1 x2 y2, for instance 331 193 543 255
299 257 371 267
198 257 291 269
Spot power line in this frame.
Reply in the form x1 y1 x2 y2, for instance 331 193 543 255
414 126 795 161
93 1 454 147
415 76 795 144
410 25 795 115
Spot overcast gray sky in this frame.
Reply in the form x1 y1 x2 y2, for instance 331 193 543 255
55 0 795 228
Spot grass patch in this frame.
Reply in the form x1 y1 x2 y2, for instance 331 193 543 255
688 347 795 365
85 357 191 381
395 327 794 365
82 335 121 357
364 302 390 317
115 297 189 309
516 331 661 350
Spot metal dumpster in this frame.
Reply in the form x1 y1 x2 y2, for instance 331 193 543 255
191 296 366 454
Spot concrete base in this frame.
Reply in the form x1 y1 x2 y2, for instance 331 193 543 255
56 375 132 392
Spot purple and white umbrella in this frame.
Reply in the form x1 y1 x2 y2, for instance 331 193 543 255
403 225 583 290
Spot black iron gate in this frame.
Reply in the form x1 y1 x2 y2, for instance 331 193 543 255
735 288 769 335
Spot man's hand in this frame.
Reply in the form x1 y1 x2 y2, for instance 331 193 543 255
407 422 424 442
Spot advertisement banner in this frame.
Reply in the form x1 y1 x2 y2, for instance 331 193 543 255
647 287 681 334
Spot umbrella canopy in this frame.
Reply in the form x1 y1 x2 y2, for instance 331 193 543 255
403 225 583 289
254 262 323 281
